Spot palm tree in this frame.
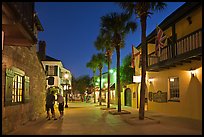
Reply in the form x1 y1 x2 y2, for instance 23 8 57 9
93 53 107 106
117 2 167 119
94 32 114 108
100 12 137 112
86 59 97 103
120 53 135 86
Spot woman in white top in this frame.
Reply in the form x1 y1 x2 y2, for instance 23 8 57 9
57 93 64 119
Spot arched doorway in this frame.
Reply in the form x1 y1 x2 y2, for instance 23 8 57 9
124 88 132 106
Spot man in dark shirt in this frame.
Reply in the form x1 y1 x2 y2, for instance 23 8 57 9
46 90 57 120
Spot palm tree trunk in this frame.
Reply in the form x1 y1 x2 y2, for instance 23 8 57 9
93 72 96 103
139 15 147 120
99 68 102 106
116 46 121 112
94 89 96 103
107 53 111 108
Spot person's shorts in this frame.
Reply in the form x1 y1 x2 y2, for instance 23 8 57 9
58 103 64 111
46 104 54 112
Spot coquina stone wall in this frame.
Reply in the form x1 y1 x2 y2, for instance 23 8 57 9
2 45 46 134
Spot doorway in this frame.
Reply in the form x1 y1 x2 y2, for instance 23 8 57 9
124 88 132 106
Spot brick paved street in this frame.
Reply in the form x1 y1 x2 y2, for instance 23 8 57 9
8 102 202 135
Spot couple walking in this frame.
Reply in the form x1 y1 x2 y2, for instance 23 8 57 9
46 90 64 120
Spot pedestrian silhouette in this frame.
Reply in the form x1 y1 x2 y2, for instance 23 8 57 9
46 90 57 120
57 93 64 119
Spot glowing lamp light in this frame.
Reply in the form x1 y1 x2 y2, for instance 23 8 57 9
109 69 114 73
64 73 69 79
97 78 100 82
63 85 69 90
133 75 141 83
148 78 154 83
189 69 196 77
170 78 174 82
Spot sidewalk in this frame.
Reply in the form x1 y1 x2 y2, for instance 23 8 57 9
104 103 202 134
7 102 202 135
96 102 202 134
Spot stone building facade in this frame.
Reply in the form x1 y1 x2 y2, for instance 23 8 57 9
2 46 47 134
2 2 46 134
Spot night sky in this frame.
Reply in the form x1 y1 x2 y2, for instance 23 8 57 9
35 2 185 78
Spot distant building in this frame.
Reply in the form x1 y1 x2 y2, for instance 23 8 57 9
93 69 116 104
123 2 202 120
38 40 72 97
2 2 45 134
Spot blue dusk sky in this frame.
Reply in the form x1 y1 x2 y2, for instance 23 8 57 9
35 2 185 78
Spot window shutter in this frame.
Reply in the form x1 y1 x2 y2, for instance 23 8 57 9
45 65 48 75
23 76 30 103
54 66 58 76
5 69 14 106
59 67 62 78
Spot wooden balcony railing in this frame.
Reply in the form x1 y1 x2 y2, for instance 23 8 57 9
176 29 202 55
148 28 202 67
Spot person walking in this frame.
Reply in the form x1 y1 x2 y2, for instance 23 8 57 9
46 90 57 120
57 93 64 119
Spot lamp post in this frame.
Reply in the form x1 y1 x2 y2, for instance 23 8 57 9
63 73 70 108
68 86 72 102
62 83 69 108
65 86 69 108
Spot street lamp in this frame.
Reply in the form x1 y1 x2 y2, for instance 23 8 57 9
63 84 70 108
68 86 72 102
62 73 70 108
64 73 69 79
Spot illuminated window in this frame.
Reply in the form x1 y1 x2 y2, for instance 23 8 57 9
5 68 30 106
168 77 180 101
12 75 23 103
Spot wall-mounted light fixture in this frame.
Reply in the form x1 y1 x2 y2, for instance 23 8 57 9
189 68 196 77
186 16 192 25
148 78 154 84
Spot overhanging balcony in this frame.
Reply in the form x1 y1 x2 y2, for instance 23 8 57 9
2 2 37 47
147 28 202 71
